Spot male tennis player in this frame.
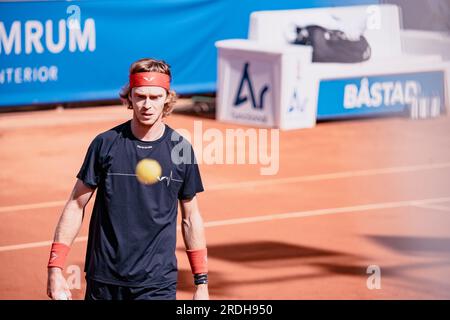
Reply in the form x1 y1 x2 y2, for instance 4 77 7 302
46 58 209 300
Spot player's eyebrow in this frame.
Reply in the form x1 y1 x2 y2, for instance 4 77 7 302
135 93 163 98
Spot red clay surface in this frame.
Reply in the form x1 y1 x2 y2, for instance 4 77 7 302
1 105 450 300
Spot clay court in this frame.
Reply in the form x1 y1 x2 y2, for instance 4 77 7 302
1 104 450 300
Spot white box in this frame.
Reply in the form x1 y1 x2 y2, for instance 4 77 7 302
216 39 316 130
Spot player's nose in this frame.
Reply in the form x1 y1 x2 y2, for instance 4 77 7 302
143 98 152 109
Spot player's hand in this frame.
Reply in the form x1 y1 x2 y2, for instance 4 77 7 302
193 283 209 300
47 267 72 300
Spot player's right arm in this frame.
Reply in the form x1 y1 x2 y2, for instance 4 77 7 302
47 179 95 300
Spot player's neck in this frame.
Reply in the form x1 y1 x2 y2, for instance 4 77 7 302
131 118 166 142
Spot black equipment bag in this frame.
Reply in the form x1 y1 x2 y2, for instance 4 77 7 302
290 25 371 63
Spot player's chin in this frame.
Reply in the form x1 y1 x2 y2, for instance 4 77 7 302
138 117 156 126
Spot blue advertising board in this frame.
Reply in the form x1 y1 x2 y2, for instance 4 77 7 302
317 71 446 119
0 0 378 107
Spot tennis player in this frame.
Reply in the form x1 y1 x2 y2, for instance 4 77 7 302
46 58 209 300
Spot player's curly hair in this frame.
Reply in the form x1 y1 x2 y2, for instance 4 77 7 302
120 58 177 118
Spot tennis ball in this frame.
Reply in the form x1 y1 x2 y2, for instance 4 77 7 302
135 159 162 185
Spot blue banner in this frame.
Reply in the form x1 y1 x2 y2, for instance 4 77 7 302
0 0 377 107
317 71 446 119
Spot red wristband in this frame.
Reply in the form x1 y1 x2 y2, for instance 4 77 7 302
47 242 70 269
186 248 208 275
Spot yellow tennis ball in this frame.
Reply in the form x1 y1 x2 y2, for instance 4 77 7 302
135 159 162 185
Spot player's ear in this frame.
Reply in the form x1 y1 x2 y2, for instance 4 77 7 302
164 90 170 103
127 91 133 109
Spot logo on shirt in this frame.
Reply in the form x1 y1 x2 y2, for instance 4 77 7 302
158 170 183 186
137 145 153 149
107 170 183 187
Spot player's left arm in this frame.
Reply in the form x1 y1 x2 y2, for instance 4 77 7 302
180 196 209 300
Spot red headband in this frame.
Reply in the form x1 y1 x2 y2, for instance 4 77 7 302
129 72 170 91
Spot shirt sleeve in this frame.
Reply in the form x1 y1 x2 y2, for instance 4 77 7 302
76 136 103 189
178 146 204 200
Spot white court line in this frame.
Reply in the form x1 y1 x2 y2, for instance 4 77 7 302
200 196 450 228
0 237 88 252
1 161 450 213
0 201 67 213
207 161 450 190
413 203 450 213
1 196 449 253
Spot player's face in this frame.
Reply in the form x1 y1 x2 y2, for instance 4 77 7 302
130 86 168 126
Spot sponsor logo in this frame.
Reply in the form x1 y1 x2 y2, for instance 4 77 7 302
0 6 96 55
343 78 420 109
288 88 307 114
233 62 269 110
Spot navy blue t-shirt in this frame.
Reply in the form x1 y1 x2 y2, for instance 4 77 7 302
77 120 204 287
